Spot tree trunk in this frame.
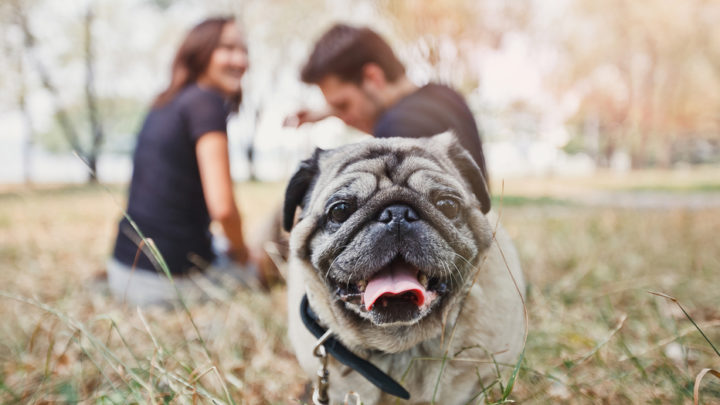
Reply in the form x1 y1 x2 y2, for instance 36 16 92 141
84 7 103 184
245 109 261 182
20 88 34 185
16 2 88 169
7 17 35 185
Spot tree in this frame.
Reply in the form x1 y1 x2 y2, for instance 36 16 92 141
0 2 34 184
376 0 531 92
555 0 720 167
10 0 107 183
83 7 105 183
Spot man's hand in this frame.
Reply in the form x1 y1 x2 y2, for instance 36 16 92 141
283 108 332 128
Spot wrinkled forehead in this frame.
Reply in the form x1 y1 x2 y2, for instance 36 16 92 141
336 143 442 175
309 141 469 207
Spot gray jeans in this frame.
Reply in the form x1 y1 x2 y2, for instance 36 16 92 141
106 255 259 307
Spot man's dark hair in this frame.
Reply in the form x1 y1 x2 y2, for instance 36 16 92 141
301 24 405 85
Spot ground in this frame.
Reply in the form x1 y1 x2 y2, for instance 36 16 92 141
0 169 719 404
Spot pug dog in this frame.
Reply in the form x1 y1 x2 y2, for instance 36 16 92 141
284 133 525 404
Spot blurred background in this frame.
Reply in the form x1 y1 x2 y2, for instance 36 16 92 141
1 0 719 403
2 0 719 184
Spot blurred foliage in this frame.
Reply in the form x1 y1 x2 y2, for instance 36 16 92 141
40 96 146 154
1 0 719 168
562 132 586 156
145 0 176 10
556 0 720 167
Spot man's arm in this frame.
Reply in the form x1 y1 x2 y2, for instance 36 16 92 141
283 108 332 128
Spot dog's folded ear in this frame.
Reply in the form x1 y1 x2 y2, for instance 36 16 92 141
433 132 492 214
283 148 324 231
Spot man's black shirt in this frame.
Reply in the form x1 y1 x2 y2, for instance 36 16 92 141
374 83 488 183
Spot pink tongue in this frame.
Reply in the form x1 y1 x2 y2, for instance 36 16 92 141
363 263 427 311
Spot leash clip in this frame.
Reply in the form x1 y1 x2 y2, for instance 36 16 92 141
312 329 333 405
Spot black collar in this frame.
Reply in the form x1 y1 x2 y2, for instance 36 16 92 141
300 294 411 400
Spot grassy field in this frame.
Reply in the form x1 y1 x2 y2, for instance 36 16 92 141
0 171 719 404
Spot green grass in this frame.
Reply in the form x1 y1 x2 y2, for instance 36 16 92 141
0 183 125 201
626 183 720 193
491 195 571 207
0 181 718 403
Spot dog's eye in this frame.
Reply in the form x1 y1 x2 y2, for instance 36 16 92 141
435 198 460 219
329 202 353 223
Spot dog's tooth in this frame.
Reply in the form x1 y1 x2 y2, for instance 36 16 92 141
418 273 428 288
357 280 367 292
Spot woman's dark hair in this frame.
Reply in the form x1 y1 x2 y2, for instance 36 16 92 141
153 16 242 110
301 24 405 85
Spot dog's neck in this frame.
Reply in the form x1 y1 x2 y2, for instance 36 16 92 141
300 294 411 400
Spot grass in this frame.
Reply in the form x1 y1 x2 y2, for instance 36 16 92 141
0 173 719 404
490 195 570 207
494 167 720 197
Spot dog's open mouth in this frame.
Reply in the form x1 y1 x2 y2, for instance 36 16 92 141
333 258 449 325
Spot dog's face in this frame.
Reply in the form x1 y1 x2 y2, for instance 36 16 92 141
284 134 493 344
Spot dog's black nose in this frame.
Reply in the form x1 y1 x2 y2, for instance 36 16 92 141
378 204 420 224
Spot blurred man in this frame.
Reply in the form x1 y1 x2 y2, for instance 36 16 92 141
288 23 489 182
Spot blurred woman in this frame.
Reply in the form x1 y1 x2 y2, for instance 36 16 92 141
108 17 260 305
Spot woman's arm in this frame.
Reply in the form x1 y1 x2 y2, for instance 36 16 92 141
196 131 249 264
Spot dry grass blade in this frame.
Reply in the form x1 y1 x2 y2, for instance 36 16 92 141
431 180 529 403
694 368 720 405
649 291 720 405
571 314 627 367
0 291 151 400
150 362 227 404
433 181 528 403
4 177 720 403
492 182 529 402
618 321 720 362
124 239 147 306
648 291 720 358
91 180 236 404
136 307 160 352
188 364 233 403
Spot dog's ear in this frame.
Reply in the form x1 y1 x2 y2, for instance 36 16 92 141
283 148 324 231
435 132 491 214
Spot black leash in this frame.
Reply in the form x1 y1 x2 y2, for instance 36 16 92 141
300 294 411 400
